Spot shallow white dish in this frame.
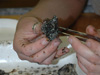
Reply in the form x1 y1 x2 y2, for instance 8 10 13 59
0 18 86 75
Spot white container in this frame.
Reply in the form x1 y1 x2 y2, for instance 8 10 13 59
0 19 85 75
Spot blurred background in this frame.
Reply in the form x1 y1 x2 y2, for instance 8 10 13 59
0 0 39 15
0 0 94 15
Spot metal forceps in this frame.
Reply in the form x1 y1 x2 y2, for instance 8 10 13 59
59 27 100 42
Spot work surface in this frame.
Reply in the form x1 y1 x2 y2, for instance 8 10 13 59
0 13 100 32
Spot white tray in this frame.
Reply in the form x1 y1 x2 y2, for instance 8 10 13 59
0 18 86 75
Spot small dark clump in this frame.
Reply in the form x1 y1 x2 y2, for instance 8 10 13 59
58 64 78 75
0 69 9 75
41 16 59 41
18 71 23 74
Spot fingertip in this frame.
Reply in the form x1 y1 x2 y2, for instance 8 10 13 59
33 22 42 34
52 38 62 46
68 35 79 44
86 25 96 34
68 35 73 44
61 47 69 54
64 47 70 52
55 47 69 58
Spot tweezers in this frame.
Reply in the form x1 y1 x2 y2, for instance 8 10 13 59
59 27 100 42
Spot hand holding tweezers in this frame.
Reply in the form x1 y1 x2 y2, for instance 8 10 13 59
59 27 100 42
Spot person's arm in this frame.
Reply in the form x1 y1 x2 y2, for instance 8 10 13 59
14 0 86 65
22 0 86 27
